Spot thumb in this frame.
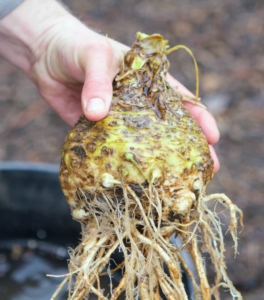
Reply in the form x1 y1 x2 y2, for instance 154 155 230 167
81 44 117 121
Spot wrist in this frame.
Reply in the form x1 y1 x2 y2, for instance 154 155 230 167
0 0 70 73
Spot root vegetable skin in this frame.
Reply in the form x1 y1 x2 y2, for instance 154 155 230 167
56 33 243 300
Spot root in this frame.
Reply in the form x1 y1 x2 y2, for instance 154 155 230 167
111 272 130 300
50 276 69 300
52 184 243 300
100 261 125 276
189 234 211 299
205 193 244 254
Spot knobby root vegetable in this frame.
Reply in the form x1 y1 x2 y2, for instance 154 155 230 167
52 32 243 300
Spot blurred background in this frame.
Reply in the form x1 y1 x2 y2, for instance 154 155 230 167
0 0 263 299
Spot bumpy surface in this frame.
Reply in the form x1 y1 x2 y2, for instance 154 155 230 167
57 33 242 300
60 33 213 220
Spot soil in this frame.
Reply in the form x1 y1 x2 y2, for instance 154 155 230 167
1 0 264 299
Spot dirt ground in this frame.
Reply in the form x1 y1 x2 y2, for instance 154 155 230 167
1 0 264 299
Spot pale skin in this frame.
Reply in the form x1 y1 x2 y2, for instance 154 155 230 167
0 0 220 172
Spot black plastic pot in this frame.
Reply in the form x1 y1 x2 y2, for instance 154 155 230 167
0 162 81 300
0 162 193 299
0 162 80 245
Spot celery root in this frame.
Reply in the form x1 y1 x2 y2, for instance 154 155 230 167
55 33 243 300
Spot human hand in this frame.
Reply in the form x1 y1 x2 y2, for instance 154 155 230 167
0 0 129 125
0 0 219 172
166 74 220 172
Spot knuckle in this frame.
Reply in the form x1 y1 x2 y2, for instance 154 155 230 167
86 75 111 88
88 38 114 57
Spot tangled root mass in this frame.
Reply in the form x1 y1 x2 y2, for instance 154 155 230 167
52 182 242 300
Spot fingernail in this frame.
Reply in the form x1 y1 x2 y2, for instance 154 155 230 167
86 98 105 112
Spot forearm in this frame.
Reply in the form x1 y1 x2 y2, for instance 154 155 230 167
0 0 70 73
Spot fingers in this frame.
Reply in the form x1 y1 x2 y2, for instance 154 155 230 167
81 38 128 121
81 41 116 121
166 73 220 173
82 75 113 121
209 145 220 173
183 101 220 145
167 74 194 98
166 74 220 145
